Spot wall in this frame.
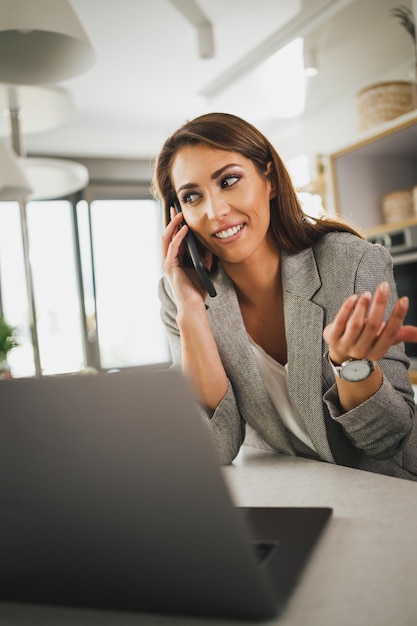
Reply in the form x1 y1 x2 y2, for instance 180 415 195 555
271 58 412 170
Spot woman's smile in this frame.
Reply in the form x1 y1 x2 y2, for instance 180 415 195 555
213 223 245 240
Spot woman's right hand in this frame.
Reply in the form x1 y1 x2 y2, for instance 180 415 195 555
161 208 208 307
162 208 228 410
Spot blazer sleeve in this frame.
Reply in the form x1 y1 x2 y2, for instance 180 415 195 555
323 243 416 460
158 277 245 464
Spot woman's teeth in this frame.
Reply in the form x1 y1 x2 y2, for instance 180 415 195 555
214 224 243 239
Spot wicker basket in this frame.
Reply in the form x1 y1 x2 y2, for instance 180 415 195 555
381 188 415 224
356 81 417 132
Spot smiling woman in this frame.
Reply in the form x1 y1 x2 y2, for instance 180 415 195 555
153 111 417 482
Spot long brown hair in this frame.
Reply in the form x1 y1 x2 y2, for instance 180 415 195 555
152 112 363 252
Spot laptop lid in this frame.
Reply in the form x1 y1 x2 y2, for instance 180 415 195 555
0 367 331 620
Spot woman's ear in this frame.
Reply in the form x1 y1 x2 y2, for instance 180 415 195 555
265 161 276 199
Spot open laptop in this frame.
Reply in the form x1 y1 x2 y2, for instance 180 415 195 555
0 366 331 621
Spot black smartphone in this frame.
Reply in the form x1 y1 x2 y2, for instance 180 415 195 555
172 201 217 297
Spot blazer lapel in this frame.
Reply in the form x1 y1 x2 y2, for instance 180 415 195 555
281 249 334 462
206 268 295 455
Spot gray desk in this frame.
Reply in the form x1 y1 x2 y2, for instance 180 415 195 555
1 446 416 626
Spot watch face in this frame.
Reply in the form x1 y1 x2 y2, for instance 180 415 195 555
341 359 373 382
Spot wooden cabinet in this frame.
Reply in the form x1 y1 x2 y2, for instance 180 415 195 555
327 110 417 233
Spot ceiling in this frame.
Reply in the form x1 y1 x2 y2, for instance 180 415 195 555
8 0 415 162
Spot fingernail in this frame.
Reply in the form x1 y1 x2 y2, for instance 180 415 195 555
400 296 409 308
379 281 389 293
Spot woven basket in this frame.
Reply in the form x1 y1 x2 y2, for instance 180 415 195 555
381 188 415 224
356 81 417 132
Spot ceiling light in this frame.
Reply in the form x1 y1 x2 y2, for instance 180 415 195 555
303 48 319 77
1 86 89 200
0 0 95 84
0 84 76 136
0 138 32 200
197 22 215 60
20 157 89 200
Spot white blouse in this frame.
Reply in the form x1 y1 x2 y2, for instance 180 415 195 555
248 336 317 454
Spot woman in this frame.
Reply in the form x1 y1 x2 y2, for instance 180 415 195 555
153 112 417 481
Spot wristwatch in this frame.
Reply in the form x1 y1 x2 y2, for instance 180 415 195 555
325 350 376 382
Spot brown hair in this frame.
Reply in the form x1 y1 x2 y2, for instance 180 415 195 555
152 112 363 252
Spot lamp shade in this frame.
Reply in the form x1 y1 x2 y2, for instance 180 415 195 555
0 0 95 85
0 139 33 200
0 85 76 137
20 157 89 200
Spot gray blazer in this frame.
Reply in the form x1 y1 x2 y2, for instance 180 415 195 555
159 232 417 481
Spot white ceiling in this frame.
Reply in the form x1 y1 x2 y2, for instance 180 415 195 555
10 0 415 161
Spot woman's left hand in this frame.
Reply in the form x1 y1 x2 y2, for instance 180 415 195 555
323 281 417 364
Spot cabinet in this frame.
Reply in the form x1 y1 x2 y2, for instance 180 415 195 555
328 109 417 234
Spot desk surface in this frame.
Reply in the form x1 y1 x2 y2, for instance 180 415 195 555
1 446 416 626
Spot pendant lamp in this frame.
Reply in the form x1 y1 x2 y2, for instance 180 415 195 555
0 84 89 200
0 0 95 85
0 84 76 136
0 138 32 200
20 157 89 200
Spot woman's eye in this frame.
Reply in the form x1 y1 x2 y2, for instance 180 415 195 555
182 192 200 204
221 175 239 189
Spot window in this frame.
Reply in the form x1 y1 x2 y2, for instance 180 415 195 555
0 202 35 377
26 200 85 375
0 193 170 377
78 198 169 369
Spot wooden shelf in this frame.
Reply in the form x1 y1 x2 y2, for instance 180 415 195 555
329 110 417 231
363 216 417 237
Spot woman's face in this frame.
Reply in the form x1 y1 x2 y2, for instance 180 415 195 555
171 144 275 266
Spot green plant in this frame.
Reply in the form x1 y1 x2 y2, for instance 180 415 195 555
0 316 18 366
391 5 415 39
390 5 417 69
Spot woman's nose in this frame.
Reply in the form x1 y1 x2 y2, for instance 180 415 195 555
205 196 230 220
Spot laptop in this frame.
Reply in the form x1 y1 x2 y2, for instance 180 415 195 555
0 367 331 620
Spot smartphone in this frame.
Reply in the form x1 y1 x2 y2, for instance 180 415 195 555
172 201 217 297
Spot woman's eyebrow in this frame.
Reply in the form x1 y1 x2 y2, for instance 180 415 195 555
211 164 240 180
176 163 241 194
176 182 198 194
